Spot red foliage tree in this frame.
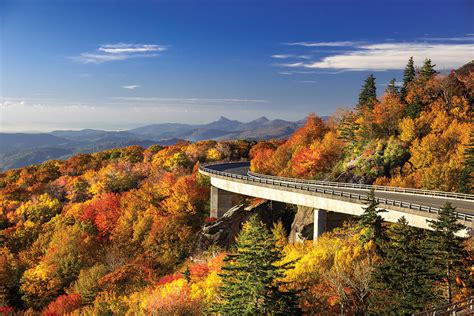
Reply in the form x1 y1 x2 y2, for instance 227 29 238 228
42 293 82 316
80 193 122 239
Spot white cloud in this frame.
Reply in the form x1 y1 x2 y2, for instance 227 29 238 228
284 41 361 47
98 43 167 54
121 85 140 90
281 41 474 71
73 53 128 64
277 70 317 75
72 43 167 64
271 54 311 59
109 97 268 105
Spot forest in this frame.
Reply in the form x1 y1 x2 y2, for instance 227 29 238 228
0 58 473 315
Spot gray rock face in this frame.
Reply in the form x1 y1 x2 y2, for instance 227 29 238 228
193 200 269 253
289 205 314 243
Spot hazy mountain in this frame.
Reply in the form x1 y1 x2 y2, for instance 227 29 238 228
0 133 69 152
0 147 73 170
0 116 310 170
50 129 136 142
129 116 306 141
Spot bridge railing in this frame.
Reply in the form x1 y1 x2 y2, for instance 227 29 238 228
199 162 473 223
247 171 474 201
413 296 474 316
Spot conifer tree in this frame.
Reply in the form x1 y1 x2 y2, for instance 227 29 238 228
401 57 415 99
357 74 377 110
426 202 467 303
213 215 299 315
459 132 474 193
420 58 438 81
385 78 399 95
375 217 436 314
358 189 386 255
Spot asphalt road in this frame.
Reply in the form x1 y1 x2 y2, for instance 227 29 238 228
207 162 474 215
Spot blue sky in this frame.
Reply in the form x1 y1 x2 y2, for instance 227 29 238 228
1 0 473 132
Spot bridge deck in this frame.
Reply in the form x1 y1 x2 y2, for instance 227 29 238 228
203 161 474 218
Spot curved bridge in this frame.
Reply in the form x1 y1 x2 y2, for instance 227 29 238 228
199 161 473 238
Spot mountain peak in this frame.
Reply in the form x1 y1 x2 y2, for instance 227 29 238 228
253 116 269 123
218 116 232 122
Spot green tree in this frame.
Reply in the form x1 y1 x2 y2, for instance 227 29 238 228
375 217 436 314
426 202 467 303
401 57 415 99
213 215 299 315
358 74 377 110
385 78 399 96
69 264 108 305
358 189 386 255
420 58 438 81
459 132 474 193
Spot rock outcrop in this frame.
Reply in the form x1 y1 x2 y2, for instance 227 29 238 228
288 205 314 243
193 200 270 253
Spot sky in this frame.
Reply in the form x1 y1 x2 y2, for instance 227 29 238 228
1 0 473 132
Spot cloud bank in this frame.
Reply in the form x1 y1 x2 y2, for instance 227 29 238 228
277 39 474 71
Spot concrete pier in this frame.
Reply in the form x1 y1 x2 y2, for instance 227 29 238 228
210 186 241 218
313 209 327 241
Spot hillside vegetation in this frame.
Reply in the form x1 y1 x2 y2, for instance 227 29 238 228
0 59 472 314
251 59 473 193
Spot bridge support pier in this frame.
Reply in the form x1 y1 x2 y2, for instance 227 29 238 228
210 186 241 219
313 209 327 242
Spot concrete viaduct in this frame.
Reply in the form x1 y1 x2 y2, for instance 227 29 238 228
199 161 474 239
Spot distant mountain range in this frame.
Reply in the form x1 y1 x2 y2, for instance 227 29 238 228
0 116 309 170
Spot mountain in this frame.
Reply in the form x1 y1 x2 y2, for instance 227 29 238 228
233 116 270 131
0 133 69 152
50 129 136 142
199 116 242 131
0 116 310 170
128 123 194 139
0 147 73 170
129 116 305 141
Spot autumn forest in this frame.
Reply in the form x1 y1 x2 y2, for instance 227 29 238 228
1 59 473 315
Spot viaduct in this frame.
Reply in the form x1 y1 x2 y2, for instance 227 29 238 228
199 161 474 239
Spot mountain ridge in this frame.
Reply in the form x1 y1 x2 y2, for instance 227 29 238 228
0 116 316 170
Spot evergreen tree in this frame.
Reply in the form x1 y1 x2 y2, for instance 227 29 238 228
337 112 358 149
401 57 415 99
358 189 386 255
420 58 438 81
405 99 422 118
213 215 299 315
385 78 399 96
426 202 467 303
357 74 377 110
459 132 474 193
375 217 436 314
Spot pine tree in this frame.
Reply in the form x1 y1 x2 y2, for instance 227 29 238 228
426 202 467 303
357 74 377 110
358 189 386 255
459 132 474 193
375 217 436 314
213 215 299 315
401 57 415 100
420 58 438 81
385 78 399 95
